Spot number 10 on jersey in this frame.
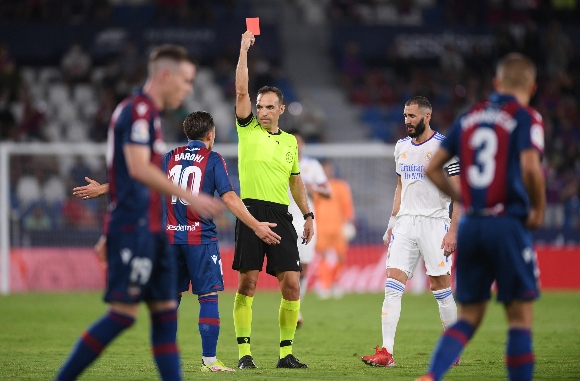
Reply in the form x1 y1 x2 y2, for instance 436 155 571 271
168 164 202 205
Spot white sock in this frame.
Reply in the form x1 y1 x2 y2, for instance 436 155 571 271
202 356 217 365
432 287 457 330
381 278 405 354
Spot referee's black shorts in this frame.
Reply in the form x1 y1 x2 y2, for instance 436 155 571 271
232 198 302 276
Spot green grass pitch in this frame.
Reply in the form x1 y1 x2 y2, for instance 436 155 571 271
1 291 579 380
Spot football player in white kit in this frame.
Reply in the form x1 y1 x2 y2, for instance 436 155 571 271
362 96 461 367
287 130 331 328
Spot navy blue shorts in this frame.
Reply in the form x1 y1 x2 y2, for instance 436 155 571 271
455 216 540 304
104 228 177 304
174 242 225 295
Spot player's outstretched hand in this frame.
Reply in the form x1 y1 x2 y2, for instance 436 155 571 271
186 193 225 219
240 31 255 51
254 222 281 245
73 177 108 200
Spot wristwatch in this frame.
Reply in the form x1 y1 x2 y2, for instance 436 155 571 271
303 212 314 220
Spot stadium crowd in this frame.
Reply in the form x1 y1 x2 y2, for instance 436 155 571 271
0 0 578 236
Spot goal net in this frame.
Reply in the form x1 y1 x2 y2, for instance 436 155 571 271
0 141 426 295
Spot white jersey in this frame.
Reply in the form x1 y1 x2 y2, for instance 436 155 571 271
394 132 459 220
288 156 328 221
288 156 328 263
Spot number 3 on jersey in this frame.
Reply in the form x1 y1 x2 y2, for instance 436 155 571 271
467 128 498 189
168 164 202 205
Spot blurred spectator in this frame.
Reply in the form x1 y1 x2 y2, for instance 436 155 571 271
61 193 98 230
560 170 580 230
161 105 189 143
15 170 42 208
0 92 17 140
118 41 144 85
90 87 117 142
543 21 574 77
69 155 94 186
439 43 465 77
213 56 236 99
17 91 47 141
23 203 53 231
494 22 518 59
340 41 365 91
294 94 327 142
42 173 67 206
0 43 21 102
60 42 92 85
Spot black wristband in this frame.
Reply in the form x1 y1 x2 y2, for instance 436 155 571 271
303 212 314 220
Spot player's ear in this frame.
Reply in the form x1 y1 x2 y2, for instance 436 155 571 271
279 104 285 115
529 82 537 97
492 77 501 92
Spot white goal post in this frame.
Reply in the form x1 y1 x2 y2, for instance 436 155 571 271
0 141 396 295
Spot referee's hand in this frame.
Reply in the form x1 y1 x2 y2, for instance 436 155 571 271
240 31 255 51
301 218 314 245
254 222 281 245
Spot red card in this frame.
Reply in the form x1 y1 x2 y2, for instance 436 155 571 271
246 17 260 35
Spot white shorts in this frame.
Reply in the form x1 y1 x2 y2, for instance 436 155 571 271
386 215 452 279
293 219 317 264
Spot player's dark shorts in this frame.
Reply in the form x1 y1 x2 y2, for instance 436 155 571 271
233 198 301 276
105 228 177 304
455 215 540 304
174 242 224 295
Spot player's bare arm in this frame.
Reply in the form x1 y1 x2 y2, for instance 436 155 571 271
221 190 281 245
73 177 109 200
383 176 402 247
426 147 461 202
289 174 314 244
441 175 461 257
521 148 546 230
235 31 254 119
124 143 224 218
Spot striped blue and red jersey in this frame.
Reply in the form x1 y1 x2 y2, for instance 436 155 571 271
441 93 545 220
105 89 165 234
161 140 234 244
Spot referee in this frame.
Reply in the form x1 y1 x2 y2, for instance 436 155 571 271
232 30 313 370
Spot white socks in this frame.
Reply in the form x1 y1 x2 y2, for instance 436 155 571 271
432 287 457 330
381 278 405 353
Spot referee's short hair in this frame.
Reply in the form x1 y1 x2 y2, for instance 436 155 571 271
183 111 214 141
258 86 284 105
405 96 432 112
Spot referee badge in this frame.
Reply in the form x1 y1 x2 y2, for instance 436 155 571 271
286 152 293 163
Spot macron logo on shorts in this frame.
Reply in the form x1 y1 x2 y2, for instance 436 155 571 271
166 222 200 232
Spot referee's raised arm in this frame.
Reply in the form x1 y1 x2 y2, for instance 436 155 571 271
236 31 255 119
